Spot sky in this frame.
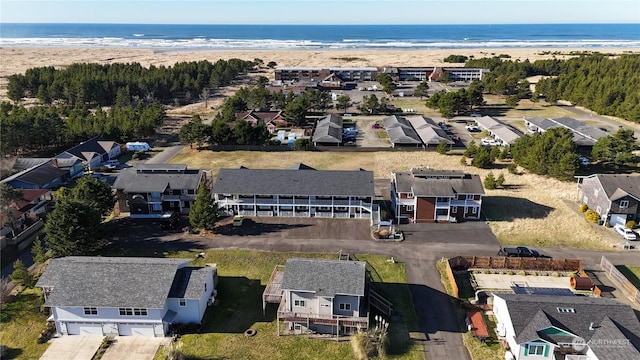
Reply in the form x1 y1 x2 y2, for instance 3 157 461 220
1 0 639 25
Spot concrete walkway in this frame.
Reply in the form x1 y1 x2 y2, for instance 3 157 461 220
101 336 170 360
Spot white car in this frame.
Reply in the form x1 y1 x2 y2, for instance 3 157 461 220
481 138 498 146
614 225 637 240
465 125 480 132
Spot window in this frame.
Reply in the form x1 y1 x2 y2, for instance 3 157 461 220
466 194 474 200
557 307 575 313
406 193 414 199
119 308 133 316
527 344 545 356
83 307 97 315
470 207 477 214
594 189 599 197
620 200 630 209
596 206 602 215
339 303 351 311
133 308 147 316
294 300 305 307
583 196 588 204
406 205 413 211
437 197 449 203
179 299 186 307
451 206 458 214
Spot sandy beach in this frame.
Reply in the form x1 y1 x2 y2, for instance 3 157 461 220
2 46 636 79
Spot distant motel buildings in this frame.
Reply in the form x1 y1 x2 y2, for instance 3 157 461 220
274 66 489 83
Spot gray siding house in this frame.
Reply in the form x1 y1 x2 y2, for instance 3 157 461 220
263 258 370 336
36 257 217 337
577 174 640 226
213 165 375 222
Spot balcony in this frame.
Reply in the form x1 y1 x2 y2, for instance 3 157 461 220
277 300 369 329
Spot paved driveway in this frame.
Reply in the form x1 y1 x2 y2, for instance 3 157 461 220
40 335 103 360
101 336 170 360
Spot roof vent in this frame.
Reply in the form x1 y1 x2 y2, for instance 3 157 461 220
557 307 575 313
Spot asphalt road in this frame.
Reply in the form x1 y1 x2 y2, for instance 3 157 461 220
144 144 184 164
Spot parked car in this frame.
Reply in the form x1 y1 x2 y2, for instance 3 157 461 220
451 135 461 142
160 211 181 230
233 215 244 227
371 123 383 129
470 113 482 117
481 138 498 146
498 246 541 257
614 224 637 240
465 125 480 132
579 156 591 166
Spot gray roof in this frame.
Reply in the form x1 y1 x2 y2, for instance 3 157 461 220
406 116 454 145
497 294 640 360
113 168 203 193
213 167 374 197
312 115 344 144
593 174 640 200
1 161 68 188
387 126 422 145
36 257 191 308
382 115 412 129
282 258 366 297
474 116 521 144
394 171 484 196
168 267 213 299
59 136 119 159
524 116 608 146
13 158 81 171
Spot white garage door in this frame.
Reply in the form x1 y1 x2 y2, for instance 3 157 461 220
66 322 103 336
118 323 156 337
610 214 627 227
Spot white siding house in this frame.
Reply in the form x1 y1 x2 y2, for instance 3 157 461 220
36 257 217 337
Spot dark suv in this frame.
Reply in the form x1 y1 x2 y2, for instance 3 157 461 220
498 246 540 257
160 212 181 230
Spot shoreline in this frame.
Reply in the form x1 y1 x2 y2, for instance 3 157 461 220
1 46 636 79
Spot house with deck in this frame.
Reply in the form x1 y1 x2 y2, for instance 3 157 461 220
263 258 392 337
36 257 217 337
391 167 484 223
493 294 640 360
213 165 374 222
235 110 287 134
113 164 209 218
577 174 640 227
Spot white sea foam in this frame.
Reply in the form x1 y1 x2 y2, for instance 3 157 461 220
1 37 638 49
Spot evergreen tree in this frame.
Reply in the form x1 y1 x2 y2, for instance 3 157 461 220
71 176 115 218
45 199 103 257
496 173 506 188
414 81 430 99
592 129 637 167
10 259 31 287
189 182 218 231
437 140 449 154
484 172 497 190
335 95 352 113
32 236 46 264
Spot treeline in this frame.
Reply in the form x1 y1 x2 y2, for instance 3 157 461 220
426 80 485 118
7 59 256 106
464 53 640 122
0 101 165 156
536 55 640 122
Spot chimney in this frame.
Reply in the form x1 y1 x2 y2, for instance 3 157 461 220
589 322 595 330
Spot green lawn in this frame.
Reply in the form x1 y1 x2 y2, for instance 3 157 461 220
0 287 50 359
616 266 640 289
100 249 424 360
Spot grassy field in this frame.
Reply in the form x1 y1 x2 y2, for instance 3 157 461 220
616 266 640 289
107 249 426 360
171 148 615 250
0 287 50 359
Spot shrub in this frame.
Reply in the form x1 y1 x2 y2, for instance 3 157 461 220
460 156 468 166
585 209 600 223
437 140 449 154
484 172 497 190
10 259 31 287
506 271 514 276
626 220 636 229
578 203 588 213
496 173 505 188
517 271 526 276
507 162 518 174
551 272 560 277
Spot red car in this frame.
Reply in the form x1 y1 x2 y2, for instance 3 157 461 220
371 124 382 129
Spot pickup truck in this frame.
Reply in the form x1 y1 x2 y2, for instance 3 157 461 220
497 246 541 258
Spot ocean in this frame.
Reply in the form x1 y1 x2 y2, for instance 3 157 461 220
0 23 639 49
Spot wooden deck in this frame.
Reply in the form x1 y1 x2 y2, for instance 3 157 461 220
466 311 489 340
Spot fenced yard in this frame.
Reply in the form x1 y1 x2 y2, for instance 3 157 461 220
600 256 640 305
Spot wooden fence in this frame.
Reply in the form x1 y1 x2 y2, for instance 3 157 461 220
600 256 640 305
448 255 582 272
